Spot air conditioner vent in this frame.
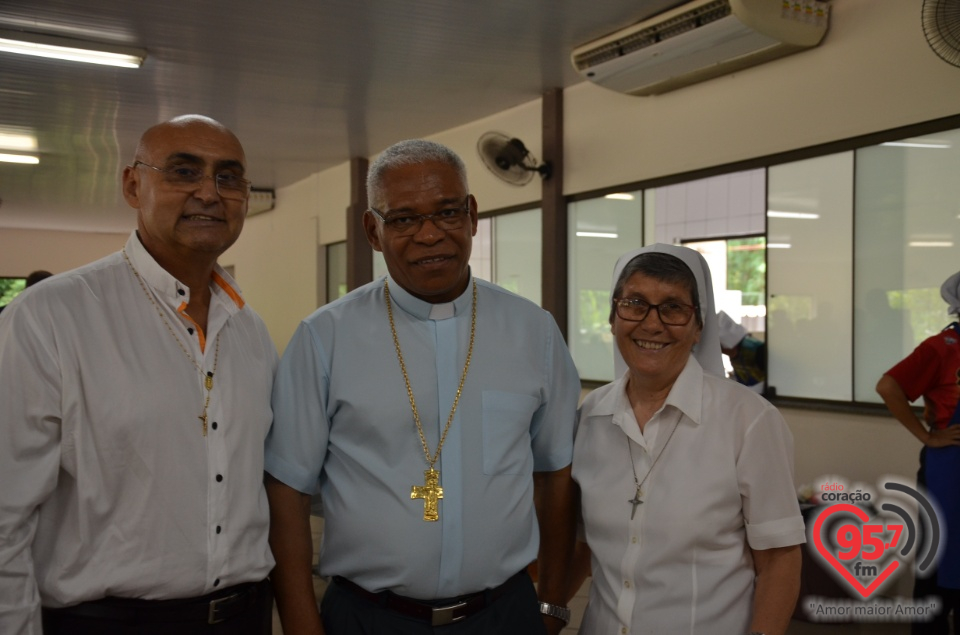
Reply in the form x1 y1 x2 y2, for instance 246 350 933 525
575 1 733 71
571 0 830 96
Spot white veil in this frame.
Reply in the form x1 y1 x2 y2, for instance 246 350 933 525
611 243 724 378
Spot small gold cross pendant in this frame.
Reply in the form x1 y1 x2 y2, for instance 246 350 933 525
411 468 443 521
198 412 208 437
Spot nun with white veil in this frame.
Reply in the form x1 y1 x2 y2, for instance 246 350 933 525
569 244 804 635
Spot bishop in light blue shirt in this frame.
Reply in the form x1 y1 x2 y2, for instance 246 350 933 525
265 139 579 635
266 273 579 598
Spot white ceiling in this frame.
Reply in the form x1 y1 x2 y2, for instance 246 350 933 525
0 0 683 233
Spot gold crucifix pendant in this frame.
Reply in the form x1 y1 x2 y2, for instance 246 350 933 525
198 412 208 437
411 468 443 522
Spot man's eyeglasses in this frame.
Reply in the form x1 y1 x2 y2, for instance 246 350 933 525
613 297 697 326
132 161 251 201
368 198 471 237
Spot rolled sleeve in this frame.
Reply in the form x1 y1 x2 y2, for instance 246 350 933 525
530 315 580 473
738 404 806 551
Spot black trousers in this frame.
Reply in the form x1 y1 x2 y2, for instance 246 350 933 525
41 579 273 635
321 572 547 635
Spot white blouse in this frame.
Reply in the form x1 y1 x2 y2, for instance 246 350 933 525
572 357 805 635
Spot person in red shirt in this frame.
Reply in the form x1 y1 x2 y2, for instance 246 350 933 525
877 270 960 635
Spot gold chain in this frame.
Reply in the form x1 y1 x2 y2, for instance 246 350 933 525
385 278 477 469
122 248 220 436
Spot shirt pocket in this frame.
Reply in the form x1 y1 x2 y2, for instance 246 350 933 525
482 390 539 475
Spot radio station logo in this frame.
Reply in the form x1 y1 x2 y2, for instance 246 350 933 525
803 477 944 622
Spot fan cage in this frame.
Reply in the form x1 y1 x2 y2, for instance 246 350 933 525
923 0 960 68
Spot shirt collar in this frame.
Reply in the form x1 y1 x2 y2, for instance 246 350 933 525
124 231 245 311
588 355 705 427
383 272 474 322
662 356 704 425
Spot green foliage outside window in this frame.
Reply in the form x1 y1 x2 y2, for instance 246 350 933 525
0 278 26 306
888 287 949 344
726 237 766 305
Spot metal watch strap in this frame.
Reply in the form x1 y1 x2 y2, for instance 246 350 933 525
539 601 571 624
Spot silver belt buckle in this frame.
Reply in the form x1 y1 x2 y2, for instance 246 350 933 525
208 593 240 625
431 600 468 626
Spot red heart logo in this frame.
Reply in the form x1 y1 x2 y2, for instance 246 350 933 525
812 503 900 599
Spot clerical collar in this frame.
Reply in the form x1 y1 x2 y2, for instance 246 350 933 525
383 274 474 321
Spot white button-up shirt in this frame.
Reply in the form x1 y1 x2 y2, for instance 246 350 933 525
0 233 277 635
572 357 805 635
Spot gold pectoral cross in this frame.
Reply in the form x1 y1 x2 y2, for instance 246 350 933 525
199 412 208 437
411 468 443 522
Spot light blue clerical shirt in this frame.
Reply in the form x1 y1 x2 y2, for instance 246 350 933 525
266 274 580 599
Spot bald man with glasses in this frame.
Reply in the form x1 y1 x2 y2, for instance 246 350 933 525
0 115 276 635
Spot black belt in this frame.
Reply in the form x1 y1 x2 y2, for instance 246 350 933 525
333 569 528 627
43 578 269 625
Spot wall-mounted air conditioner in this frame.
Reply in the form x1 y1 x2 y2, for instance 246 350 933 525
571 0 830 96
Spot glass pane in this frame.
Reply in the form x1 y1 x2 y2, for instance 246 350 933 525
493 209 541 305
0 277 27 307
568 192 643 382
854 129 960 402
651 168 765 244
470 218 492 282
684 237 766 384
767 152 854 400
326 241 347 302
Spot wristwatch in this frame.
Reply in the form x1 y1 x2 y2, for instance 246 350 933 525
539 601 572 624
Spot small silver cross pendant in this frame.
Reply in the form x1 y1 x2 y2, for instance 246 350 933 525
629 486 643 520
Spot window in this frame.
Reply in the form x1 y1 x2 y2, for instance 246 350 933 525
566 117 960 408
0 277 27 308
568 192 643 382
767 152 854 401
326 241 347 302
854 129 960 403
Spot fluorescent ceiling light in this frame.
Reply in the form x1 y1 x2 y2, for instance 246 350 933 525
767 210 820 219
0 29 145 68
576 231 619 238
882 140 951 149
604 193 635 201
0 132 37 151
0 153 39 164
767 243 791 249
909 241 953 247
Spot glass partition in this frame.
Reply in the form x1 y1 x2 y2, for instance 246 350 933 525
854 129 960 402
568 192 643 382
767 152 854 401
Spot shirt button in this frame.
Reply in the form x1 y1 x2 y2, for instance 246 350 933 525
216 474 223 482
177 288 185 296
213 578 220 587
187 327 194 335
216 525 222 534
211 421 218 431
